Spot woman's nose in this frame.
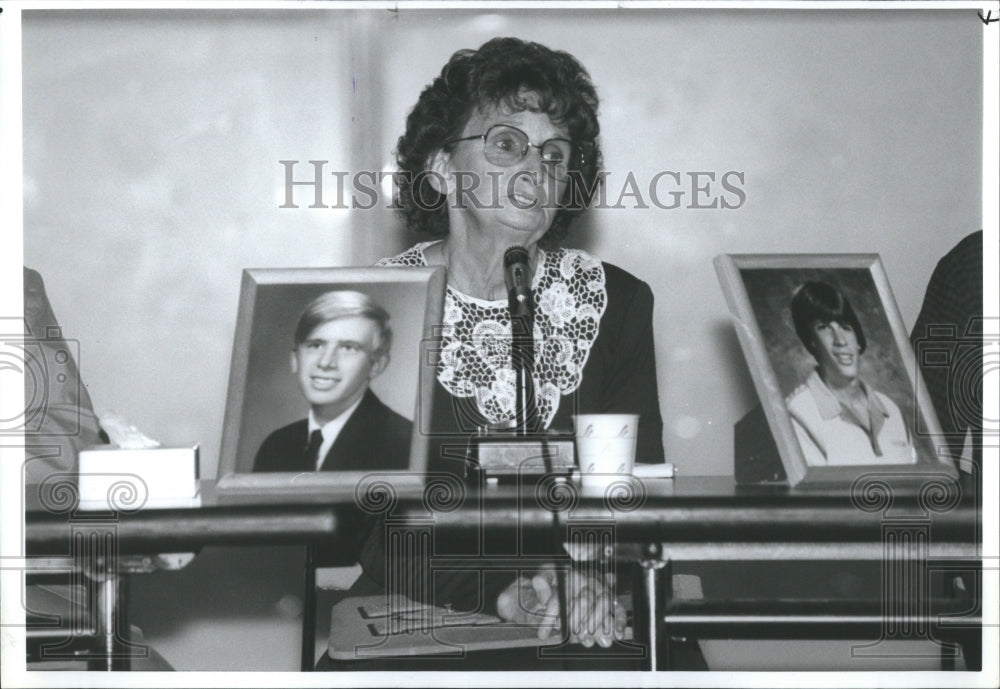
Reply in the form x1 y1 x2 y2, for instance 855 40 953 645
518 146 545 183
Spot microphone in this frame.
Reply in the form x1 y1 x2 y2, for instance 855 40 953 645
503 245 537 434
504 245 533 319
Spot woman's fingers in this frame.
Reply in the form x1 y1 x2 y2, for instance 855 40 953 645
572 572 623 648
613 597 627 640
568 574 599 646
532 569 560 638
581 589 614 648
532 570 555 607
506 567 623 646
495 576 532 623
537 580 561 640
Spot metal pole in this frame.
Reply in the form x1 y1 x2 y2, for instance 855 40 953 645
639 542 668 671
101 573 115 671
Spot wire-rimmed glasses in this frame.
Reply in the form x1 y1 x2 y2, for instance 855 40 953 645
446 124 576 182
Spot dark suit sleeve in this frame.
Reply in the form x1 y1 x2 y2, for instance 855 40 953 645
320 392 412 471
383 407 413 470
23 268 107 484
909 231 983 464
252 433 276 472
253 424 302 473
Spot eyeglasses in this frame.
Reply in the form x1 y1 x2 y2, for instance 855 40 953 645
446 124 576 182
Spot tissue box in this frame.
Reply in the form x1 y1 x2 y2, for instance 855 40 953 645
77 445 200 510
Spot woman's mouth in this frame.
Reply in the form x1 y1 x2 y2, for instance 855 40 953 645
510 191 538 208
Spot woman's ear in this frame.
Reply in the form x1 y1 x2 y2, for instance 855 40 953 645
426 149 451 196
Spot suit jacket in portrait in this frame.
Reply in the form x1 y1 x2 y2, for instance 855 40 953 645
252 389 411 473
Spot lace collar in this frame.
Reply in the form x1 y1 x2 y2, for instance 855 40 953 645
377 241 608 427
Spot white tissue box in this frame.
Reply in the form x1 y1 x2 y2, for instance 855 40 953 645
77 445 200 510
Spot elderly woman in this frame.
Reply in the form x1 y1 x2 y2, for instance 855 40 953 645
365 37 665 654
380 37 663 461
786 281 916 466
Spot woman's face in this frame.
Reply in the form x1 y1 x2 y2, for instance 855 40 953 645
809 319 861 387
439 105 570 248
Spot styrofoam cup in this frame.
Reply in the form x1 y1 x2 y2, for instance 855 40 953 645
574 414 638 488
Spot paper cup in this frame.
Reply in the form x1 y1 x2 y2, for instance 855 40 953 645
574 414 639 488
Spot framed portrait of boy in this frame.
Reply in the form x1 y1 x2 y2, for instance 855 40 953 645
216 266 446 496
715 254 958 487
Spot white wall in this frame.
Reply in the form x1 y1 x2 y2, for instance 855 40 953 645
18 7 985 672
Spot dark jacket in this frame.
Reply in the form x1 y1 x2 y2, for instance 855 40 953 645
252 389 411 472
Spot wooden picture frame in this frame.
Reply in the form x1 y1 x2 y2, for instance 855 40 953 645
715 254 958 486
215 266 446 497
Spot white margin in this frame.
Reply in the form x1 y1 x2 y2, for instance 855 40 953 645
1 1 997 688
0 0 27 685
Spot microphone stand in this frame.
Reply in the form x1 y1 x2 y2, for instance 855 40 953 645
504 248 571 658
466 246 574 478
507 272 537 435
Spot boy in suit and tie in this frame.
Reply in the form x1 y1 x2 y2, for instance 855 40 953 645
252 290 411 472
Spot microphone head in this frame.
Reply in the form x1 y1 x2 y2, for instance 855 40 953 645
504 245 529 267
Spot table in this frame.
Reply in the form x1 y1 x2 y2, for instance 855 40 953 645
24 474 982 671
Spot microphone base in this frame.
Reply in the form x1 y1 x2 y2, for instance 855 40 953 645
467 431 575 479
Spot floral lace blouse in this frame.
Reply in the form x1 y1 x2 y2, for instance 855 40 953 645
377 240 665 464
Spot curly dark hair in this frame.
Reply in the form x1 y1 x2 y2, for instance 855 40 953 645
791 281 868 355
394 37 603 248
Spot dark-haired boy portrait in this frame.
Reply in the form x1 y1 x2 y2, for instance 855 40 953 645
785 281 915 466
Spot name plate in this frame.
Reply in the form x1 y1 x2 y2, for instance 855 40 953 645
78 445 200 510
468 433 575 477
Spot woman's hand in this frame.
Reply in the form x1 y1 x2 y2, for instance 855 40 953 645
495 567 626 648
